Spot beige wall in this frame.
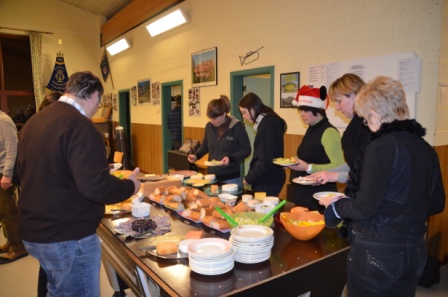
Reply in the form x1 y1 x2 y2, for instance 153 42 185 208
0 0 103 98
0 0 445 145
436 0 448 146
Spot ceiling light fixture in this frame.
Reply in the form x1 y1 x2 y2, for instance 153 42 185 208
146 8 187 37
106 38 130 56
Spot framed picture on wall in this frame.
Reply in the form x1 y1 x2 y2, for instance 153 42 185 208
137 79 151 104
191 47 217 87
280 72 300 108
130 86 138 106
151 81 160 105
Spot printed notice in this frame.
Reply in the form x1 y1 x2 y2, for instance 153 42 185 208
398 58 421 92
307 64 326 87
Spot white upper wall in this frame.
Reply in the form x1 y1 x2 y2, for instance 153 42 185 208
0 0 445 145
104 0 443 144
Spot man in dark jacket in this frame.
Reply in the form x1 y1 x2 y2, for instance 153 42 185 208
17 71 141 296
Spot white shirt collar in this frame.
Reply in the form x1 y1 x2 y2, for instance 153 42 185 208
58 96 87 116
254 114 265 132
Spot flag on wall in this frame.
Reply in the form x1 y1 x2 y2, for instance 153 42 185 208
46 53 69 92
100 49 110 82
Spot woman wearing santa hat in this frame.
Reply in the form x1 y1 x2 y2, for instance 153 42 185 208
287 85 344 211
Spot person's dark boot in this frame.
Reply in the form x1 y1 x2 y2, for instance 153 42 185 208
0 247 28 264
0 243 10 253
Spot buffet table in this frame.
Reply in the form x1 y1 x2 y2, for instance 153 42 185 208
97 189 349 297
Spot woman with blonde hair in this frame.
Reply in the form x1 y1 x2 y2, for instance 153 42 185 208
319 76 445 296
309 73 371 184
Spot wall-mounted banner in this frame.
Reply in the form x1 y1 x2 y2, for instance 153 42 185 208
100 49 111 82
46 53 69 92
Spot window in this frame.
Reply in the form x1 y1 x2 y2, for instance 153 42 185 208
0 34 36 131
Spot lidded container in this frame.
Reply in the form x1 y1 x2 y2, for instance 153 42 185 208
131 191 151 218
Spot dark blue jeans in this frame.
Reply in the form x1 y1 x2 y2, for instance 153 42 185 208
347 234 427 297
24 233 101 297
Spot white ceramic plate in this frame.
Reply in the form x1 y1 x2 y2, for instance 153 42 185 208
230 225 274 241
292 176 315 185
313 191 344 201
187 238 232 257
109 163 122 172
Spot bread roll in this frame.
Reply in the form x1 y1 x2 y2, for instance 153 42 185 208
212 207 233 219
165 194 182 203
164 201 185 211
211 219 230 230
185 192 198 202
233 201 251 213
200 208 213 220
182 209 201 221
186 201 199 209
193 189 209 199
196 198 211 208
210 184 219 194
154 187 167 195
209 201 225 209
202 215 214 226
151 194 165 204
209 196 221 203
156 241 178 255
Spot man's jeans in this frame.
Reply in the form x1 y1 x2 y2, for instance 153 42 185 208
24 233 101 297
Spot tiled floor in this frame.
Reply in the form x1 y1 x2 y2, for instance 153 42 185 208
0 233 446 296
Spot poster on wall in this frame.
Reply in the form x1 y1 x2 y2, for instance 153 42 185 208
112 93 118 111
191 47 217 87
103 93 112 107
138 79 151 104
188 87 200 116
131 86 138 106
151 81 160 105
280 72 300 108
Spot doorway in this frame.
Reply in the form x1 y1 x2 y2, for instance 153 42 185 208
161 80 183 173
230 66 274 175
118 90 132 168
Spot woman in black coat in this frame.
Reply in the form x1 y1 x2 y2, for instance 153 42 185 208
319 76 445 297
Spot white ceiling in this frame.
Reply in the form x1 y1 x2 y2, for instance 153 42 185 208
58 0 132 19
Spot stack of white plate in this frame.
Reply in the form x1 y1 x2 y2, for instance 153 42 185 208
188 238 236 275
229 225 274 264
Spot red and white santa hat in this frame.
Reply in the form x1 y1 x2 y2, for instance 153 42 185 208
292 85 328 109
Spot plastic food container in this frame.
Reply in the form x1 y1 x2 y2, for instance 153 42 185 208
255 203 275 214
218 193 238 206
242 194 253 203
264 196 280 206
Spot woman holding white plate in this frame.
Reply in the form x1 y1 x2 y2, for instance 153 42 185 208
188 96 251 188
287 85 344 211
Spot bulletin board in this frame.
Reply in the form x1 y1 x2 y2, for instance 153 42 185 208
306 52 421 128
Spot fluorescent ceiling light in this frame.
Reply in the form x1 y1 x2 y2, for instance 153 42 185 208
146 9 187 37
106 38 130 56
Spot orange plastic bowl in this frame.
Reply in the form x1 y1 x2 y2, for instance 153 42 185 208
280 211 325 241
